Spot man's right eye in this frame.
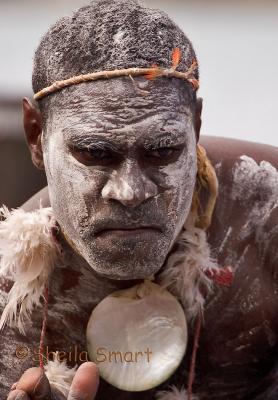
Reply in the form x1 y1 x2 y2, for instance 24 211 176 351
71 146 113 165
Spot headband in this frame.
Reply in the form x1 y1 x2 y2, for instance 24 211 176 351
33 48 199 101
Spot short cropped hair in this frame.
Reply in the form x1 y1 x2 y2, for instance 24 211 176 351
32 0 199 119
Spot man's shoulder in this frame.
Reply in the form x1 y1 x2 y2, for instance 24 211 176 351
203 137 278 235
201 135 278 170
198 138 278 280
225 153 278 213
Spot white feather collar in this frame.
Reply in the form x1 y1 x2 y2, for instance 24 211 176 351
0 205 228 399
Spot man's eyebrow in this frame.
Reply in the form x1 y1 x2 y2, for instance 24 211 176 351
142 133 186 150
62 128 186 150
64 130 122 152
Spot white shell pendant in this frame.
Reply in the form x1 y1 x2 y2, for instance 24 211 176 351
86 279 187 392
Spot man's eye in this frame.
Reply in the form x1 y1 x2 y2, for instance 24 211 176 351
83 148 110 160
146 147 177 159
72 146 112 164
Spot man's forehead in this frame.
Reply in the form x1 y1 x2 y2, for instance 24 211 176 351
48 76 194 147
60 114 189 148
55 76 193 115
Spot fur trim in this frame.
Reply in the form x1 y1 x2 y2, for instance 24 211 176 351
44 351 77 397
155 385 199 400
0 205 61 334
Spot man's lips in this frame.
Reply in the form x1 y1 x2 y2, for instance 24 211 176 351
95 225 162 237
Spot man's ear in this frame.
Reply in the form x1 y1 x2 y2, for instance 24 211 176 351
22 97 45 170
194 97 203 143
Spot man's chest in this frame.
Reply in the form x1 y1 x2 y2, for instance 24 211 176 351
44 262 278 400
1 256 277 400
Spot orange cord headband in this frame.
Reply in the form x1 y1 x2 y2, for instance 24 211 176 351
33 48 199 101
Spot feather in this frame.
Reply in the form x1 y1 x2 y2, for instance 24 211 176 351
157 215 221 321
172 48 181 70
0 204 227 399
44 351 77 397
155 385 199 400
0 205 61 334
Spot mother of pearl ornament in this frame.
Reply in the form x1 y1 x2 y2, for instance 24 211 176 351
86 279 188 392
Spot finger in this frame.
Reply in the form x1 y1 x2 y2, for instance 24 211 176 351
7 389 30 400
14 367 52 400
68 362 99 400
10 382 19 390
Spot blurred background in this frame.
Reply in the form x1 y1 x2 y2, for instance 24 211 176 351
0 0 278 208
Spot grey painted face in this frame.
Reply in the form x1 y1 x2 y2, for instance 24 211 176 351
42 77 197 280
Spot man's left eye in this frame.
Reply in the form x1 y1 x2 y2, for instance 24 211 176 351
146 147 177 159
84 148 111 160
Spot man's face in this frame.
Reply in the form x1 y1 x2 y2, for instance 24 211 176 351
42 78 197 280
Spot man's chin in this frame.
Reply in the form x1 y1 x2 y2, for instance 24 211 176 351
91 268 156 281
83 252 166 281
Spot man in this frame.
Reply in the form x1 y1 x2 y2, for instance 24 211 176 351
1 0 278 399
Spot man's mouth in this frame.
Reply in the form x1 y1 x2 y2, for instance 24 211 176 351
95 225 162 237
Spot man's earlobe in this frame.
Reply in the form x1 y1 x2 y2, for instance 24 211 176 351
22 97 45 170
194 97 203 143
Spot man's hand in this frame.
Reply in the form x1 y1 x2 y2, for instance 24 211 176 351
7 362 99 400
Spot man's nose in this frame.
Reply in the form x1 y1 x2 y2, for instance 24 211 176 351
101 162 158 208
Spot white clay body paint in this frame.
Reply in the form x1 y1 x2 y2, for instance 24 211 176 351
232 155 278 243
42 77 197 280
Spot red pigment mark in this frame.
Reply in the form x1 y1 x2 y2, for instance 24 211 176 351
204 266 234 287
